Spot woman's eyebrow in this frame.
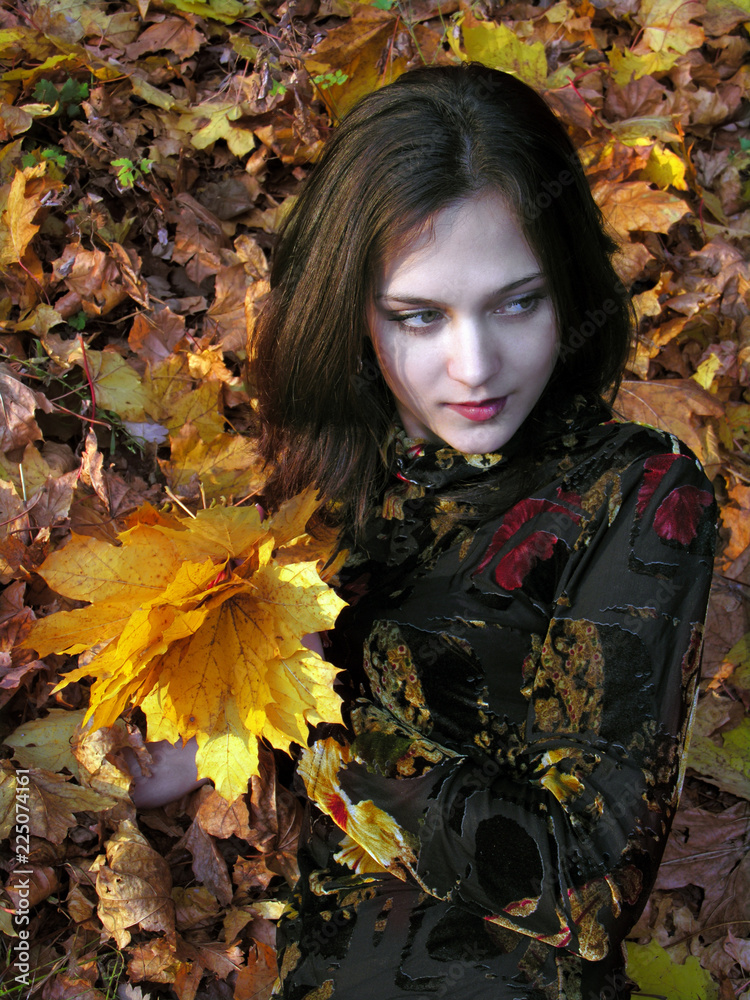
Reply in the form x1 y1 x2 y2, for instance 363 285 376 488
377 272 545 305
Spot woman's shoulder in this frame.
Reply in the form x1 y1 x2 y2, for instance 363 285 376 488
566 413 709 477
547 414 716 531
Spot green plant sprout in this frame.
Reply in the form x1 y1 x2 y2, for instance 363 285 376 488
111 157 154 188
312 69 349 89
21 147 67 169
32 77 89 117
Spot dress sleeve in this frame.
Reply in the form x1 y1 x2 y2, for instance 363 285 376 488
297 440 716 962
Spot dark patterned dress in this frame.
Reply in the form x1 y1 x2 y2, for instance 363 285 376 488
274 401 716 1000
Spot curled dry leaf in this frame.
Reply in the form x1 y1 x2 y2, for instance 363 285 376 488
96 818 176 948
0 362 47 451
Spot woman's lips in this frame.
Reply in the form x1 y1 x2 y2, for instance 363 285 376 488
445 397 507 422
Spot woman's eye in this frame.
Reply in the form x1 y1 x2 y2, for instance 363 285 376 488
392 309 443 330
497 293 544 316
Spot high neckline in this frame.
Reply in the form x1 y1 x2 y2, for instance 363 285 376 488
392 394 610 491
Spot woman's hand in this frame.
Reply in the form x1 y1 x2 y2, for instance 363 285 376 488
127 737 207 809
127 633 324 808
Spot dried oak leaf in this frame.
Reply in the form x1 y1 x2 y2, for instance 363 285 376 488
23 495 345 800
96 818 176 948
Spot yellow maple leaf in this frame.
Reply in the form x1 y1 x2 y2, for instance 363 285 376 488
636 0 705 54
591 179 689 237
23 496 346 799
607 46 680 85
451 17 548 90
642 145 689 191
0 163 46 265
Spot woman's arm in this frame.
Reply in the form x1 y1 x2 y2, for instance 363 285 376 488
298 441 716 961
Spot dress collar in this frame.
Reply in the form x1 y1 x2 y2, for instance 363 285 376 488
392 394 609 491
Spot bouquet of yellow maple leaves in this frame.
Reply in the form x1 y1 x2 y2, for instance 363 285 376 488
22 491 346 800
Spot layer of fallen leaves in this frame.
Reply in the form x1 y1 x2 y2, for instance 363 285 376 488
0 0 749 996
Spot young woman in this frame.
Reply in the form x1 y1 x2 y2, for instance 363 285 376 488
249 64 717 1000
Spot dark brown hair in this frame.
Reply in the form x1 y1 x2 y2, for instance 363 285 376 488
251 64 632 526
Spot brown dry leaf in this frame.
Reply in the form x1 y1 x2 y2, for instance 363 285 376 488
246 748 303 886
96 818 176 948
615 378 724 462
176 937 245 980
126 18 204 60
128 308 187 363
0 362 45 450
4 864 59 909
191 784 252 840
53 247 129 317
233 939 278 1000
232 853 277 895
178 816 234 906
127 936 187 984
651 801 750 927
172 884 222 931
305 4 405 116
41 973 106 1000
0 760 117 843
204 262 258 354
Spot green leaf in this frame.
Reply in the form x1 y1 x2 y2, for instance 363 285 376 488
33 78 59 105
161 0 255 24
626 940 719 999
687 696 750 801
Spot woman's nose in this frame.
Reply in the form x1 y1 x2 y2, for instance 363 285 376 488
446 318 499 389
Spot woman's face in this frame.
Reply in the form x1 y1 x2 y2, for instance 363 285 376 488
369 191 559 454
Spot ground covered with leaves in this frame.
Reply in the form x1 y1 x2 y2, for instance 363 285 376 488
0 0 749 997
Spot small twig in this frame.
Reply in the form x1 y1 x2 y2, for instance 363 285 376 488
164 487 196 518
78 334 96 419
0 492 41 529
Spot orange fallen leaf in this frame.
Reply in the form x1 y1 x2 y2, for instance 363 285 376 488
615 378 724 463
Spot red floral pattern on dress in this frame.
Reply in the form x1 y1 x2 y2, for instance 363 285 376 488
494 530 559 590
636 453 680 517
654 484 714 545
475 498 581 577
